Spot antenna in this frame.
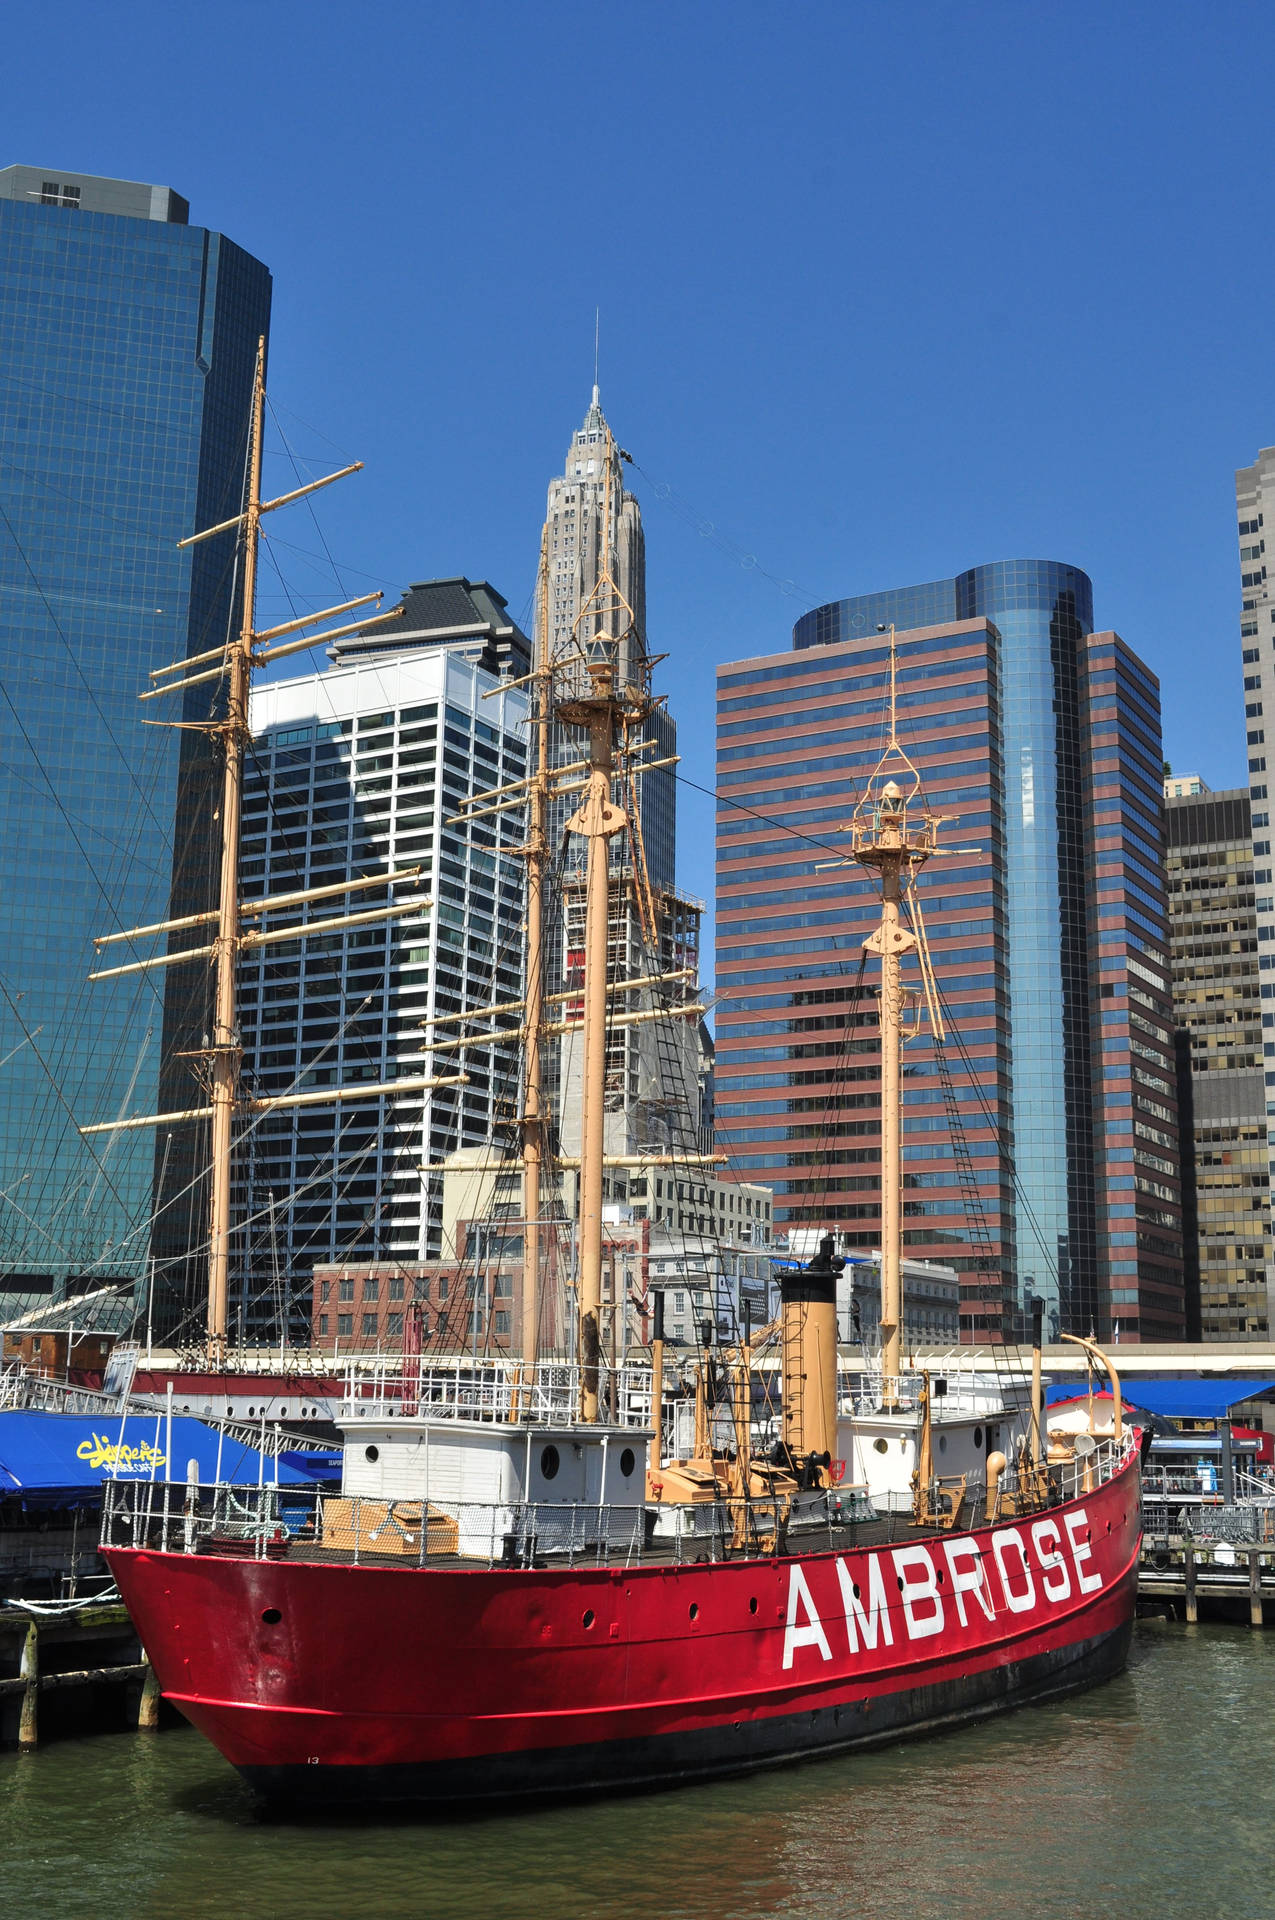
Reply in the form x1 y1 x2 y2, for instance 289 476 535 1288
593 307 600 396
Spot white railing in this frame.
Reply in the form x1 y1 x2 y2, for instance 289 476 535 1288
342 1357 653 1430
99 1478 872 1570
1143 1464 1275 1505
846 1350 1029 1418
0 1363 132 1417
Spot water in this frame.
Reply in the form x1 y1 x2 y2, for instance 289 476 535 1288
3 1621 1273 1920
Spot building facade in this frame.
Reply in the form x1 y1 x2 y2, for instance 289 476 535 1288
210 643 528 1341
1235 447 1275 1332
1167 786 1270 1335
716 563 1183 1341
0 164 270 1294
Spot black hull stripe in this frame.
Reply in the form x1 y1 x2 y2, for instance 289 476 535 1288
238 1618 1133 1809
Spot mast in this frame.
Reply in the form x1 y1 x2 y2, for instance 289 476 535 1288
848 630 946 1410
206 339 264 1361
519 529 551 1390
81 348 447 1361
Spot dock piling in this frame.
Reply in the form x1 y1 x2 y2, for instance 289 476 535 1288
18 1621 38 1749
137 1657 161 1730
1184 1541 1198 1624
1250 1548 1264 1629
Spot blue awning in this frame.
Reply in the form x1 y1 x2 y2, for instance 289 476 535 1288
1046 1378 1275 1420
278 1447 342 1482
0 1409 315 1494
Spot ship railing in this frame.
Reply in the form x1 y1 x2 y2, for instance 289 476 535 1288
98 1480 873 1570
981 1431 1134 1515
0 1364 132 1418
341 1358 653 1429
846 1354 1028 1418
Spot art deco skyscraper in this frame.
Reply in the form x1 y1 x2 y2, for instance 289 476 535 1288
537 391 699 1163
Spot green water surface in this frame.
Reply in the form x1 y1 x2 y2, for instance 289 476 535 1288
1 1621 1271 1920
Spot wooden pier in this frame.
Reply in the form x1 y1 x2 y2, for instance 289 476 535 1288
1139 1541 1275 1625
0 1602 159 1747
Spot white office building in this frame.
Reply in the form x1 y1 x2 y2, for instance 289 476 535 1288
234 645 528 1335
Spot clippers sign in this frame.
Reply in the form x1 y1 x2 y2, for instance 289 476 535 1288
783 1511 1104 1669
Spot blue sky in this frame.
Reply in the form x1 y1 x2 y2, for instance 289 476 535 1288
6 1 1271 954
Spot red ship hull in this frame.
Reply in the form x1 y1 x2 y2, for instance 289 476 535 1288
104 1446 1140 1806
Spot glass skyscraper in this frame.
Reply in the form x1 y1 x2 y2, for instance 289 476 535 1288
717 562 1183 1340
0 165 270 1294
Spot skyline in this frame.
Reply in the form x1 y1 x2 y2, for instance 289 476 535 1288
3 4 1273 962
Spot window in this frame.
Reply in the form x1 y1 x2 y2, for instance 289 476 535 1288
338 1278 354 1302
437 1276 448 1300
388 1276 404 1301
494 1311 511 1335
362 1312 378 1336
319 1279 330 1302
386 1313 403 1338
318 1314 328 1335
363 1277 379 1300
337 1314 353 1337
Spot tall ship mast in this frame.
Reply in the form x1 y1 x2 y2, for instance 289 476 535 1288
99 373 1142 1808
82 341 454 1364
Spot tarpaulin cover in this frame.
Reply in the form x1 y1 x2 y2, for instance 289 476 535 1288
1045 1378 1275 1420
0 1408 315 1494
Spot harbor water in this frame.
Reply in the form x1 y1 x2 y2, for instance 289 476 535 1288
2 1620 1272 1920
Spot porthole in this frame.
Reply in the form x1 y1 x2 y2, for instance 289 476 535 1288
248 1406 255 1418
748 1596 758 1615
582 1609 595 1630
619 1447 636 1478
541 1444 560 1481
973 1427 983 1449
689 1602 700 1622
365 1445 379 1463
261 1608 282 1625
938 1434 948 1454
873 1437 889 1455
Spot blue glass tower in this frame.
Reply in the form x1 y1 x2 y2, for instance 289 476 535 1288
793 562 1102 1332
0 165 270 1294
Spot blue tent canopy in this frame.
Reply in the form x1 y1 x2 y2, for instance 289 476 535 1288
1046 1378 1275 1420
0 1408 316 1495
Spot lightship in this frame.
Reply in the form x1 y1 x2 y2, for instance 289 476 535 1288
100 352 1141 1804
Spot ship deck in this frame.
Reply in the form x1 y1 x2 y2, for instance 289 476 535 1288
197 1505 983 1573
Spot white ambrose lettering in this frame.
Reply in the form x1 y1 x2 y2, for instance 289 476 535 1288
1064 1509 1103 1593
942 1537 995 1627
835 1554 894 1654
1031 1518 1072 1602
890 1544 944 1640
782 1563 832 1670
991 1528 1036 1613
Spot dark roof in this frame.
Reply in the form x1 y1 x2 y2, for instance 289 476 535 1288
334 577 532 677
